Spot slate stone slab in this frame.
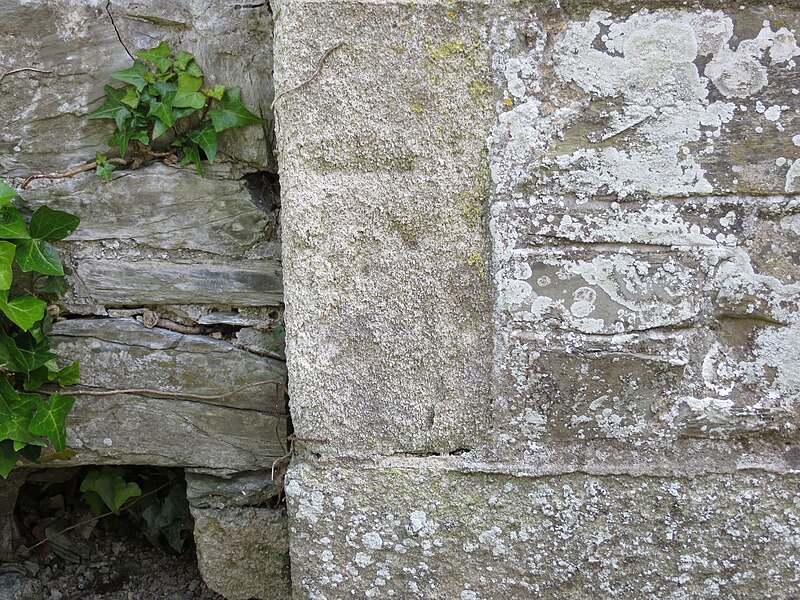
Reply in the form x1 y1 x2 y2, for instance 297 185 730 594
72 258 283 307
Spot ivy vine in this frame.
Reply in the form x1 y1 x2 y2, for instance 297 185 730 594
0 179 80 478
88 41 265 177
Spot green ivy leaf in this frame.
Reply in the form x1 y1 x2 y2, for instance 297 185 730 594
187 122 217 163
0 377 40 446
136 41 173 73
0 292 47 332
0 181 17 207
208 87 265 132
39 276 67 297
152 81 177 97
81 467 142 515
174 51 194 71
0 242 14 290
96 162 116 182
142 484 191 552
0 440 21 478
52 360 80 386
110 62 149 92
206 84 225 100
28 392 75 452
121 87 141 109
15 239 64 276
24 366 49 392
87 86 131 130
29 206 81 242
178 143 203 176
109 128 131 158
173 74 207 109
0 205 30 239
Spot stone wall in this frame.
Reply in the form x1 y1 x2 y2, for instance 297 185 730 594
1 1 289 597
2 0 800 598
276 1 800 598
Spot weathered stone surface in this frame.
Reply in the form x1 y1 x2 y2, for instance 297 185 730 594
192 506 291 600
0 470 27 556
23 166 271 257
275 0 495 455
490 6 800 199
59 394 286 472
489 9 800 453
70 258 283 307
186 471 280 510
51 318 285 413
286 459 800 599
0 572 42 600
0 0 274 179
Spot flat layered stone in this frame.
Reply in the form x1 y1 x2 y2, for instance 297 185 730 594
51 318 286 413
60 394 286 471
23 166 269 257
72 258 282 307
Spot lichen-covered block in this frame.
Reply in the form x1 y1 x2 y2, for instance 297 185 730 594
275 0 496 455
490 7 800 451
286 459 800 599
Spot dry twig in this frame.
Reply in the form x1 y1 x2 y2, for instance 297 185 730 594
271 42 345 109
20 158 127 189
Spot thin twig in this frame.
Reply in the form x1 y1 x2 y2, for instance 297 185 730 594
0 68 56 85
62 379 288 416
28 480 172 552
20 158 127 189
271 42 345 109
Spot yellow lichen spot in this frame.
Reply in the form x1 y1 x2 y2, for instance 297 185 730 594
411 102 425 115
468 80 492 101
460 201 482 227
503 97 514 107
425 39 465 61
466 251 487 279
447 10 457 20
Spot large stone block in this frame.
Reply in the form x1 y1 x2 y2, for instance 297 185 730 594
286 459 800 599
191 506 291 600
275 0 496 456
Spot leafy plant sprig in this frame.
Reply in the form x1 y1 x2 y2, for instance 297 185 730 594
0 179 80 477
88 41 265 177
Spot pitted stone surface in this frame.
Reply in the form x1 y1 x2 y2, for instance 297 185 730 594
286 459 800 599
275 0 495 455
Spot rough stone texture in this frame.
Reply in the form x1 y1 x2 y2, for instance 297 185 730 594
191 505 291 600
0 573 43 600
275 0 495 456
286 460 800 600
278 2 800 599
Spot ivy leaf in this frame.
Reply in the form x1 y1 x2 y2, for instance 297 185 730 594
121 87 141 109
96 162 116 182
142 484 191 552
52 360 80 386
0 205 29 239
28 392 75 452
110 62 149 92
173 74 207 110
206 84 225 100
178 143 203 176
81 467 142 515
0 242 14 291
208 87 265 132
0 180 17 207
15 239 64 276
109 128 131 158
187 122 217 163
0 291 47 332
136 41 173 73
23 366 49 392
0 377 40 446
0 440 21 478
87 86 131 129
29 206 80 242
152 81 177 97
174 51 193 71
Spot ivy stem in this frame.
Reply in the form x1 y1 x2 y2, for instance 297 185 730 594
20 158 127 189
